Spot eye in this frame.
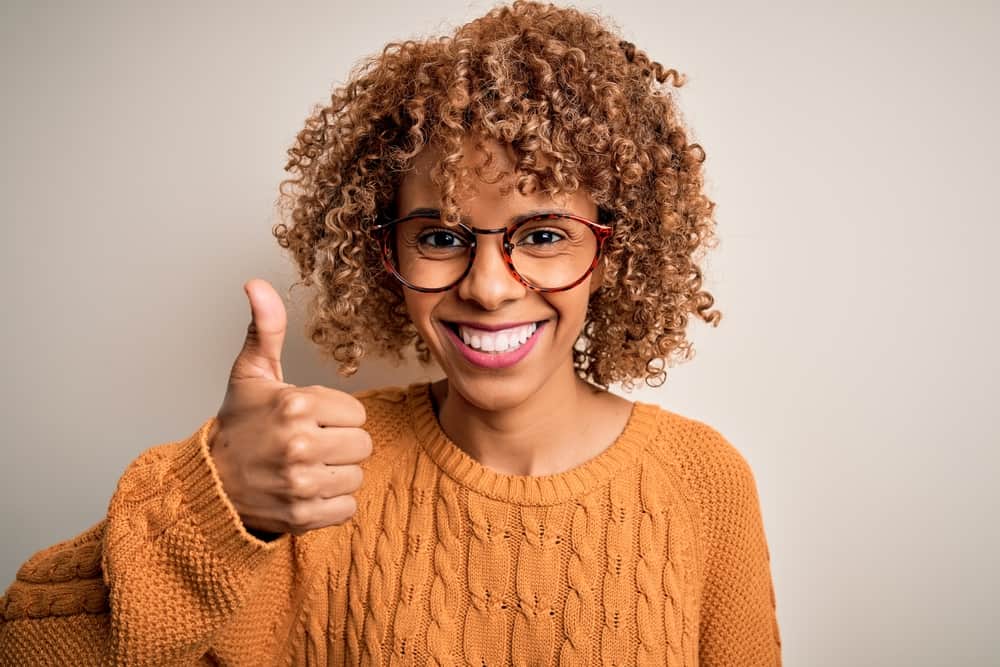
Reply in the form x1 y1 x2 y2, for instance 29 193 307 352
520 229 565 245
418 229 468 248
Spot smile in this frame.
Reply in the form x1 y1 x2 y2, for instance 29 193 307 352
458 322 537 352
441 320 547 369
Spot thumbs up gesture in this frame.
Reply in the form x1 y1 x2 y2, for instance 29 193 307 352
209 279 371 536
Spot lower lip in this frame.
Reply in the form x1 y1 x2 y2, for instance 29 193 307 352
441 321 546 370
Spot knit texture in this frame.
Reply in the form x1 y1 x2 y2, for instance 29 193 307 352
0 382 781 666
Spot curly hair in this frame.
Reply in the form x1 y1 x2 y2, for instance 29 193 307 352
273 0 722 390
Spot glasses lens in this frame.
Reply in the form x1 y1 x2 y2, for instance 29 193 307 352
388 216 472 290
510 216 598 289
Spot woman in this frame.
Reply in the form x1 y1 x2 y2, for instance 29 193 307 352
0 1 781 664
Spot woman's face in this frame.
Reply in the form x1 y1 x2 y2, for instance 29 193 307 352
395 137 603 412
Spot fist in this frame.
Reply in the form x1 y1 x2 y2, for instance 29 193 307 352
208 279 372 536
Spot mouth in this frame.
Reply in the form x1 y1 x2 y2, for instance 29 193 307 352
442 320 545 350
439 319 549 369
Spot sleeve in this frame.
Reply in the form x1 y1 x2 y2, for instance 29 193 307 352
682 425 783 666
0 418 302 666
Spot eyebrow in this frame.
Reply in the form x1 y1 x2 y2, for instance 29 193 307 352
401 206 577 227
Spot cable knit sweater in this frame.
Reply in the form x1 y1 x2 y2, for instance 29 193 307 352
0 382 781 666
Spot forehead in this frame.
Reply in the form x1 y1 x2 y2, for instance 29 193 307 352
397 135 593 215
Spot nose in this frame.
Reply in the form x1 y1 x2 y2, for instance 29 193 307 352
455 232 527 310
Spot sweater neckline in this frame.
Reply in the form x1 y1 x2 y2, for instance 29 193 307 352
406 381 659 506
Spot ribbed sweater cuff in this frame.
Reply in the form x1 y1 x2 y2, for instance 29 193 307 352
168 417 284 570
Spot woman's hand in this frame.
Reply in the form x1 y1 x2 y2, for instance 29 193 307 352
208 279 371 536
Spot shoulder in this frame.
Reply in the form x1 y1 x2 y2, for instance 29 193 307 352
640 403 759 494
639 403 774 557
349 382 420 475
351 383 412 436
1 521 109 621
352 383 411 410
638 403 765 545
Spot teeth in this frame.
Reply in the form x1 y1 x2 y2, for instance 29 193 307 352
457 322 537 353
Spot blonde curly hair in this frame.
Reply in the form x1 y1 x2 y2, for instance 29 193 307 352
274 0 721 390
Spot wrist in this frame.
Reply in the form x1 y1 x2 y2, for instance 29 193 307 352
207 418 222 455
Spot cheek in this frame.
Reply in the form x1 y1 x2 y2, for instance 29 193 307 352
550 290 592 329
400 292 421 327
402 291 441 334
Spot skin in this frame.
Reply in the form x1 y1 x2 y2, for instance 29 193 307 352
397 136 634 477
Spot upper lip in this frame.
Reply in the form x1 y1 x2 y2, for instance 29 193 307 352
443 319 544 332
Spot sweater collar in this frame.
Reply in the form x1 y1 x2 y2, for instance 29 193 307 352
405 381 659 506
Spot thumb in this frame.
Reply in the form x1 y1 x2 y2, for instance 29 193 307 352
232 278 287 383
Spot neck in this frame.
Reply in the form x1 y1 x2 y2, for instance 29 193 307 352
433 357 612 476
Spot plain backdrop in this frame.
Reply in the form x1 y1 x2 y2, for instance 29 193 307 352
2 1 998 664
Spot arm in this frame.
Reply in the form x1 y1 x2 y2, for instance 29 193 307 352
0 418 298 666
670 421 782 666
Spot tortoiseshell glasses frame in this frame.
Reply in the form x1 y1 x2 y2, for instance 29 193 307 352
371 210 614 293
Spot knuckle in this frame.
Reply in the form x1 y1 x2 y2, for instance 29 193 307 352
286 503 311 529
287 470 314 499
276 461 300 487
275 464 295 491
282 435 311 463
276 390 309 420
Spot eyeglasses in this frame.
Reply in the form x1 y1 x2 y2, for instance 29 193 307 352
372 210 613 293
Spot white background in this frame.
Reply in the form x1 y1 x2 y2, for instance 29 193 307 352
2 1 998 663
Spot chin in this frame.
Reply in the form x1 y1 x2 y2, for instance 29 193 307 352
445 372 542 413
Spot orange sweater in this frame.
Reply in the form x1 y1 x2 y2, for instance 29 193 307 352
0 383 781 666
